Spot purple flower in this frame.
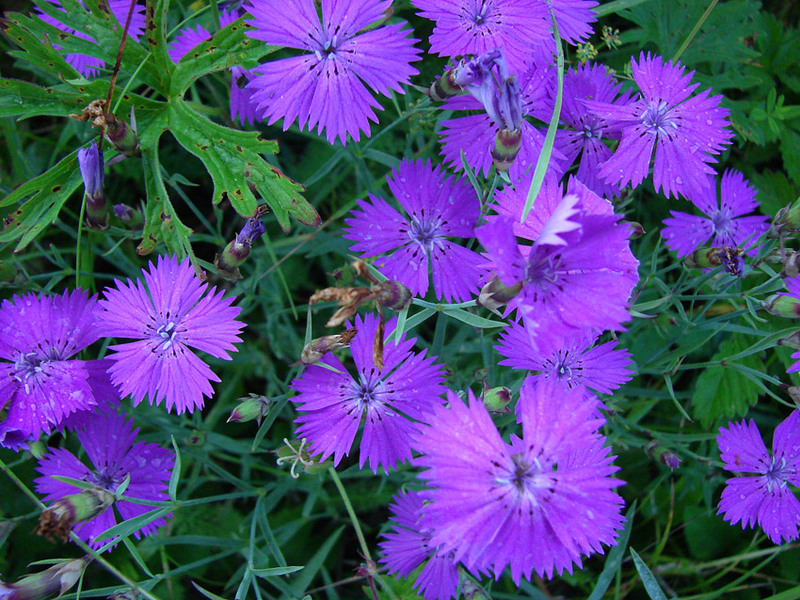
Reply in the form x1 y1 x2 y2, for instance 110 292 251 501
546 0 599 45
379 490 460 600
661 169 769 257
168 9 240 62
230 66 268 126
35 412 174 549
586 53 733 199
78 142 103 199
440 50 565 180
411 0 549 74
414 380 625 581
36 0 146 78
95 255 245 414
717 412 800 544
477 176 639 345
343 159 485 302
0 290 114 450
244 0 421 145
555 62 631 199
496 321 633 395
290 313 446 474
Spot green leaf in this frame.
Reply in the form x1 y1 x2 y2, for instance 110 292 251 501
94 506 173 542
0 78 90 118
250 566 304 578
168 98 319 226
168 435 181 502
170 18 274 96
0 150 82 252
192 582 230 600
691 333 764 428
588 502 636 600
441 307 506 329
630 547 668 600
780 129 800 187
143 0 174 93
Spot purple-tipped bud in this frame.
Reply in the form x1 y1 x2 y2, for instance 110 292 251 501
300 328 358 365
78 141 107 230
659 451 681 470
429 64 465 102
105 111 140 157
215 217 266 280
764 292 800 319
625 221 646 239
478 277 522 311
481 383 512 413
491 127 522 172
375 280 413 311
227 394 272 425
684 246 743 276
0 557 89 600
37 488 115 542
769 198 800 237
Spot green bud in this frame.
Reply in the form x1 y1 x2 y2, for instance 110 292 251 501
481 384 512 413
624 220 646 239
429 65 465 102
684 246 743 276
1 557 89 600
105 108 140 157
491 128 522 172
478 277 522 311
764 292 800 319
769 197 800 237
227 394 272 425
37 488 114 542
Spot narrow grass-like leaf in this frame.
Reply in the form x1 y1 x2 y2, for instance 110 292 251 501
587 502 636 600
630 547 668 600
168 435 181 502
251 566 304 578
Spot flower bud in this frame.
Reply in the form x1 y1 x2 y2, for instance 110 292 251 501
300 328 358 365
105 109 140 157
461 576 490 600
429 64 465 102
375 280 413 311
764 292 800 319
481 382 512 413
684 246 743 276
769 197 800 237
37 488 115 542
215 216 267 280
78 141 107 230
0 557 90 600
478 277 522 311
659 451 681 470
113 203 143 227
491 127 522 172
624 221 646 239
227 394 272 424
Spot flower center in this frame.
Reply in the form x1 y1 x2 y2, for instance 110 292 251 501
351 374 388 413
711 209 733 234
89 469 122 491
526 250 560 290
764 456 789 492
582 122 601 140
156 321 178 351
13 349 61 392
408 216 441 251
641 101 677 137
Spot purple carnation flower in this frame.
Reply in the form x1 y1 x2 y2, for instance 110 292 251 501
95 255 245 414
717 412 800 544
0 290 114 450
546 0 599 44
168 9 239 62
414 380 625 581
477 175 639 344
290 313 446 474
379 490 460 600
244 0 421 145
230 66 268 126
36 0 145 78
586 53 733 200
496 321 633 395
411 0 550 74
343 159 485 303
555 62 631 199
35 412 174 549
661 169 769 257
440 50 566 180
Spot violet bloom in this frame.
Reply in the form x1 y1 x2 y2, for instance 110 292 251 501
290 313 446 474
343 159 485 302
230 66 267 126
411 0 549 74
244 0 421 145
496 321 633 395
379 490 460 600
586 52 733 200
477 176 639 345
35 412 174 549
0 290 114 450
717 412 800 544
78 141 107 229
96 255 245 414
555 62 631 199
36 0 145 78
168 9 239 62
415 380 625 581
440 48 567 179
662 169 769 257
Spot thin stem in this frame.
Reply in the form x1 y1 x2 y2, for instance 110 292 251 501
672 0 720 63
101 0 137 151
327 467 371 563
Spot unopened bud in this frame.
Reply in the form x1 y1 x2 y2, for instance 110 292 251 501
764 292 800 319
113 203 142 227
227 394 272 424
375 280 413 311
461 576 490 600
684 246 743 276
478 277 522 311
781 250 800 278
429 64 465 102
37 488 114 542
105 108 140 157
300 328 358 365
78 141 107 230
215 217 266 280
491 128 522 172
769 197 800 237
0 557 90 600
481 383 512 413
625 221 645 239
659 451 681 470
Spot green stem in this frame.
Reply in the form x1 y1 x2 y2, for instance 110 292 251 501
327 467 371 563
672 0 720 63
